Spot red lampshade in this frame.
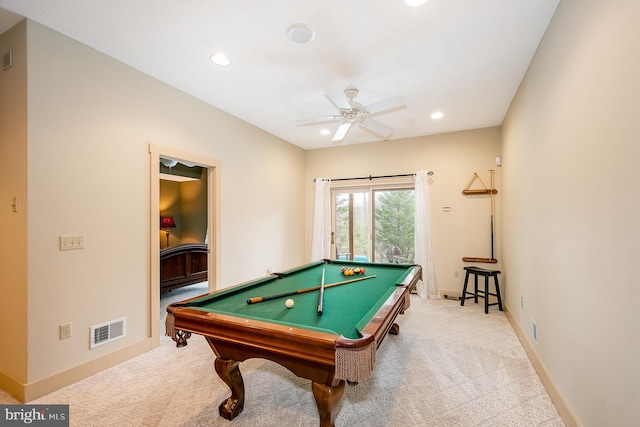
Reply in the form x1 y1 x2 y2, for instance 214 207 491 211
161 216 176 229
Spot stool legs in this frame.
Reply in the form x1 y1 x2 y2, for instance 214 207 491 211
494 275 504 312
460 269 503 314
474 274 479 304
460 270 471 307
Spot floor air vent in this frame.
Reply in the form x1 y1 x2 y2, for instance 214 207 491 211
91 317 126 349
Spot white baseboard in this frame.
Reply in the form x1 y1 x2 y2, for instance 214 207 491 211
504 307 581 427
1 338 155 403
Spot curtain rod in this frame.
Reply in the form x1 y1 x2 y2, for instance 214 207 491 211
314 171 433 182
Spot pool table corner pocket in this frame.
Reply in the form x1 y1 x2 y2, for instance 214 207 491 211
334 333 376 384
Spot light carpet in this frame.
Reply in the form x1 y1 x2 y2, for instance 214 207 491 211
0 283 564 426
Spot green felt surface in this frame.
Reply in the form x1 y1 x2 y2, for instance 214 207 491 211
184 260 414 339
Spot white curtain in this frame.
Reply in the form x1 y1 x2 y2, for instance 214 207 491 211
414 170 439 299
311 178 332 261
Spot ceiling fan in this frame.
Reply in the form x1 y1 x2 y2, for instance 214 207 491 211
296 89 407 143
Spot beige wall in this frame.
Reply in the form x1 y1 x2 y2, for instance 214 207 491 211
0 19 28 396
159 180 181 247
0 20 305 400
502 0 640 425
180 169 208 244
304 127 503 295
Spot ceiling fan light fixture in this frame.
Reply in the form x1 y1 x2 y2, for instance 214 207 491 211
210 53 231 66
404 0 429 7
287 24 315 44
297 88 407 145
160 158 178 168
333 122 352 142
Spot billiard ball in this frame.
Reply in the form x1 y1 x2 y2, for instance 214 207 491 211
285 298 295 308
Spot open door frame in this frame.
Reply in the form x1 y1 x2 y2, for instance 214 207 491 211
148 143 221 345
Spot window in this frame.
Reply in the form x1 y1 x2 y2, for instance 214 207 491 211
332 183 414 263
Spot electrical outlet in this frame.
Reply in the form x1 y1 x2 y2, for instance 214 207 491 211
530 317 538 343
60 323 72 339
521 296 524 308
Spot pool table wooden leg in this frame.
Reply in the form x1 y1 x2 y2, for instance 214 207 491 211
214 357 245 420
173 330 191 347
312 380 345 427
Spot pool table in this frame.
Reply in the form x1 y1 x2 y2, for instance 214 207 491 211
166 259 421 427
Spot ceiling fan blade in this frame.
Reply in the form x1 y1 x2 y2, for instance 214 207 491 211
360 118 394 138
296 115 341 126
364 95 407 115
325 89 351 110
332 121 352 142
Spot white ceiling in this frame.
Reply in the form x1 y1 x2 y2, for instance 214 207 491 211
0 0 559 150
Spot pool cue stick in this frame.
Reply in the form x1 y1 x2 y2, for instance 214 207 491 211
246 275 376 304
317 268 325 315
490 170 495 261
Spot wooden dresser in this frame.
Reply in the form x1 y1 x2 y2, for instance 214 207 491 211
160 243 208 293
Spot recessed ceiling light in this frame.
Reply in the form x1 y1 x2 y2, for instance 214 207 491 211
287 24 315 44
404 0 429 6
320 129 331 136
431 111 444 119
210 53 231 66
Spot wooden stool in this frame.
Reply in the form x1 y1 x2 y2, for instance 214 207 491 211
460 267 503 314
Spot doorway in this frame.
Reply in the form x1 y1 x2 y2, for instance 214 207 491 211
149 144 221 345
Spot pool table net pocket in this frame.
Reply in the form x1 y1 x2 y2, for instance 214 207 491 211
335 337 377 383
165 313 191 347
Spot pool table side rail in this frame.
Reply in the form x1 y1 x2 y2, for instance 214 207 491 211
332 264 421 382
350 263 422 347
166 264 422 384
272 260 326 278
167 306 353 384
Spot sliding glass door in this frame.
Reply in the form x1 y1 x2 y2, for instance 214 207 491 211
334 191 371 261
333 187 414 263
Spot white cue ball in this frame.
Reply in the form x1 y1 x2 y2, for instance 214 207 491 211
285 298 295 308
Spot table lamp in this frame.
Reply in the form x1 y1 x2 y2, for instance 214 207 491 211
161 216 176 248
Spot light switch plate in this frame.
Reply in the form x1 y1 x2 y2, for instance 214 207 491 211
60 235 85 251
